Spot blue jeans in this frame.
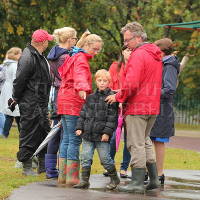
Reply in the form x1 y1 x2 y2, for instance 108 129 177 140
110 126 131 171
3 115 20 138
81 139 114 170
59 115 81 160
0 113 5 134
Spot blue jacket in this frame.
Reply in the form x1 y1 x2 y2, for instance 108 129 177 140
161 55 180 99
47 45 69 61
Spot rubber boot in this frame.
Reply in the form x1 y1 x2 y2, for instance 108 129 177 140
58 158 67 185
73 167 91 189
37 157 45 174
22 159 37 176
106 166 120 190
45 154 58 179
66 160 80 186
118 167 145 193
146 162 160 190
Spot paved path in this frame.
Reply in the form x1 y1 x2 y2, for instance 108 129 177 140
6 129 200 200
167 129 200 152
7 170 200 200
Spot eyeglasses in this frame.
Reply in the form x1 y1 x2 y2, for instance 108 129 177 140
124 36 136 44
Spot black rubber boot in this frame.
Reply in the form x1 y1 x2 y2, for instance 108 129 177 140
37 157 45 174
106 166 120 190
146 162 160 190
22 159 37 176
73 167 91 189
118 167 145 193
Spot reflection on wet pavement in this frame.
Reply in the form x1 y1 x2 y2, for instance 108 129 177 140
7 170 200 200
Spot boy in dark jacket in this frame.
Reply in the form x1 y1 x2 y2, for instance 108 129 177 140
73 69 120 190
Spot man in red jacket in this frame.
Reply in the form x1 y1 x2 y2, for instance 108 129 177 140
106 22 162 193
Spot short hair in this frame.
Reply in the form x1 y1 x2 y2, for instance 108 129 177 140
76 30 103 48
53 27 77 44
95 69 111 81
121 22 147 41
6 47 22 61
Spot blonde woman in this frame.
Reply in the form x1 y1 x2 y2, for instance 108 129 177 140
45 27 78 179
0 47 22 138
57 31 103 186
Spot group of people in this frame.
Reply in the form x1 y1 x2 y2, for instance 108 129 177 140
0 21 181 194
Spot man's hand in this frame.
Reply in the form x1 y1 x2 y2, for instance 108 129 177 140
101 134 109 142
105 94 116 104
79 91 86 100
76 130 82 136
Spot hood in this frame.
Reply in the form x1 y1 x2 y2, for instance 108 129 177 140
47 45 70 60
69 46 86 56
3 59 17 66
136 43 162 61
163 55 180 73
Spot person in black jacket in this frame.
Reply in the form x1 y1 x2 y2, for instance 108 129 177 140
73 69 120 190
12 29 53 176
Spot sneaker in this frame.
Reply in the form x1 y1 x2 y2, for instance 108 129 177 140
15 160 23 168
120 170 128 178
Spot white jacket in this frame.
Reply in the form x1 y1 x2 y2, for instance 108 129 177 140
0 59 20 116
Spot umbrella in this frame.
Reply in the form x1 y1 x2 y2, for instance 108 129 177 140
31 121 61 158
115 108 124 152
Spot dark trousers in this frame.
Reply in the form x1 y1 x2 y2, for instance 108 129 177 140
47 118 61 154
3 115 20 138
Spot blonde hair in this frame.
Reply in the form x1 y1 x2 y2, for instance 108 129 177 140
6 47 22 61
53 27 77 44
76 30 103 48
95 69 111 81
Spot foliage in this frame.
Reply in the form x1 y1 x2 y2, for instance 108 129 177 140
0 0 199 102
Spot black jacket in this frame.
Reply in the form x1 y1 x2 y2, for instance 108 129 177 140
76 88 118 142
13 44 51 107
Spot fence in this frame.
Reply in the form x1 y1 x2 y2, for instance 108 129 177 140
174 95 200 126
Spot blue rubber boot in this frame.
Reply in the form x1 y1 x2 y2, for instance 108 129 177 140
45 154 58 179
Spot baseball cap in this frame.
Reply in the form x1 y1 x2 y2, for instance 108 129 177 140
32 29 54 43
154 38 173 51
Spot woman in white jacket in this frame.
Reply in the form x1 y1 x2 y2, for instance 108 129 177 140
0 47 22 138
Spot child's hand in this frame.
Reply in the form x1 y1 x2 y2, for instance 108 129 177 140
101 134 109 142
76 130 82 136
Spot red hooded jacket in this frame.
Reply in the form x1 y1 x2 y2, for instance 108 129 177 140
115 43 162 115
57 52 92 116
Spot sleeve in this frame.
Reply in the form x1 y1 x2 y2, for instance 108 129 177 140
75 102 87 131
12 52 35 103
102 102 118 137
161 64 178 98
73 54 91 93
115 51 144 103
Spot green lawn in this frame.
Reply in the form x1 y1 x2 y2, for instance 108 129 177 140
175 123 200 130
1 127 200 200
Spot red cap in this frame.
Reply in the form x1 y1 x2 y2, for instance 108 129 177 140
32 29 54 42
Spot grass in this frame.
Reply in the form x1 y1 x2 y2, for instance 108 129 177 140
1 127 200 200
175 123 200 130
